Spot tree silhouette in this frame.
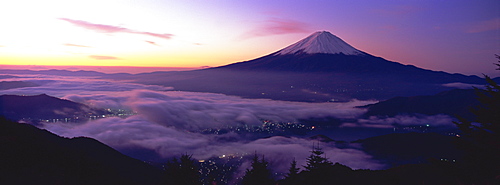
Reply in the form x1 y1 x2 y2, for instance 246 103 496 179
164 154 202 185
304 144 333 172
241 154 275 185
454 55 500 183
281 158 301 185
301 144 335 185
286 159 300 178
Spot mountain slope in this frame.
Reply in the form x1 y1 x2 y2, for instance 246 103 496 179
362 89 479 119
0 117 164 185
127 31 486 101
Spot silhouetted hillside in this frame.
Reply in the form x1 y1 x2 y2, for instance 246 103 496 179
278 148 468 185
0 81 38 90
362 89 479 119
0 94 108 121
0 117 164 185
353 132 463 167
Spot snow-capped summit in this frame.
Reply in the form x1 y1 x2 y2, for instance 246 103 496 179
276 31 365 55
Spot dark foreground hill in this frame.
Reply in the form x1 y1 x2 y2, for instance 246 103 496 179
1 116 496 185
0 117 164 185
354 132 463 167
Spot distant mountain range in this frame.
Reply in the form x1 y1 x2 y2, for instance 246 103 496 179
123 31 489 102
0 94 108 122
0 69 107 76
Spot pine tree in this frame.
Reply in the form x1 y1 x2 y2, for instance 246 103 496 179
302 144 334 185
454 55 500 183
281 158 301 185
285 159 300 179
241 154 275 185
304 144 333 172
164 154 202 185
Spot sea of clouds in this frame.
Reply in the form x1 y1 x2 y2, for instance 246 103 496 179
0 72 457 173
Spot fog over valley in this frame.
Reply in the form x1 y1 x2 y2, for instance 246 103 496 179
0 70 463 174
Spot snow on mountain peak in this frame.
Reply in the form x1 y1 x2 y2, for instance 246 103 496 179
276 31 365 56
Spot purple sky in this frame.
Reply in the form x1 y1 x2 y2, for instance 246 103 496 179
0 0 498 76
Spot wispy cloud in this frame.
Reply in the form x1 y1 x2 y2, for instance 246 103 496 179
137 32 173 40
345 114 456 128
442 82 481 89
467 17 500 33
89 55 120 60
145 41 159 46
59 18 173 39
372 5 421 16
64 43 91 48
242 18 310 39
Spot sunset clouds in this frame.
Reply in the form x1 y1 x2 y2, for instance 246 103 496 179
89 55 120 60
59 18 174 39
64 43 91 48
242 18 311 39
467 17 500 33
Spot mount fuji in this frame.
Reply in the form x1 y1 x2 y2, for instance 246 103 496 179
276 31 365 55
213 31 463 75
213 31 374 72
129 31 487 102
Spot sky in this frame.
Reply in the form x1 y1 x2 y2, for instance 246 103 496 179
0 0 498 76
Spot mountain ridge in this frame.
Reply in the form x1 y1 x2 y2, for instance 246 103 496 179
123 31 489 101
0 94 109 122
362 89 479 119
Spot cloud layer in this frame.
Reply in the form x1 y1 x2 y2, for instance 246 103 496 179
0 74 172 97
42 114 385 173
242 18 310 39
341 114 456 128
62 89 370 130
0 73 384 172
0 71 457 173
